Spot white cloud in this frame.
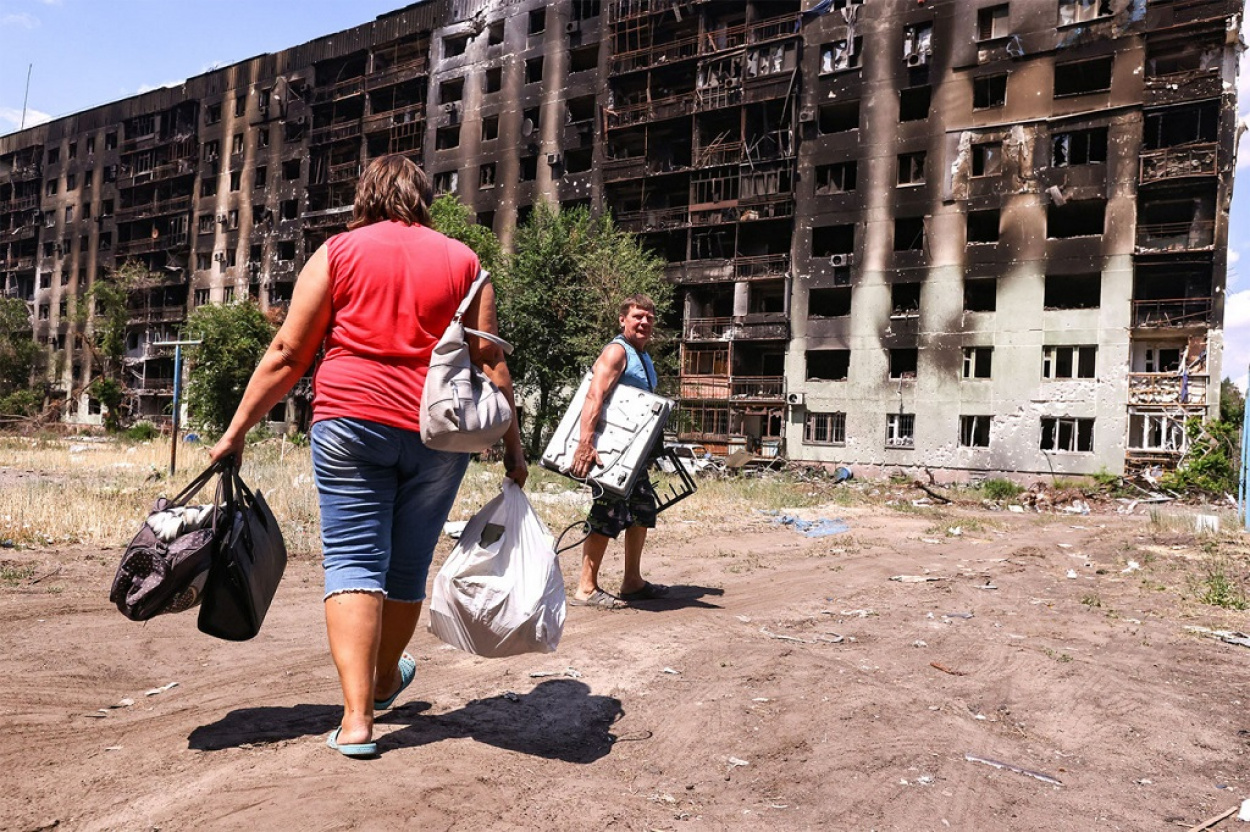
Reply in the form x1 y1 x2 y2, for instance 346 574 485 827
1232 249 1243 266
37 0 63 5
0 12 39 28
0 106 52 135
1223 290 1250 392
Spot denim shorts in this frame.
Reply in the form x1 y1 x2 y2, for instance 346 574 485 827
311 417 470 603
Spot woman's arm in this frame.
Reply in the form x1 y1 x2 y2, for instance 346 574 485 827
208 245 333 465
465 277 528 487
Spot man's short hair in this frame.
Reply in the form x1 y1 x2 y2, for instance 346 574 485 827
619 294 657 318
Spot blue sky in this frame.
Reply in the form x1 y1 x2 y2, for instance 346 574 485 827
1 0 1247 386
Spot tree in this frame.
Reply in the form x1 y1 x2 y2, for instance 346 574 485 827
0 297 40 419
497 202 672 456
183 300 275 434
430 193 505 274
79 261 142 430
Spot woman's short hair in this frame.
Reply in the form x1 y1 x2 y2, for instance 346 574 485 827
619 294 657 319
348 154 433 229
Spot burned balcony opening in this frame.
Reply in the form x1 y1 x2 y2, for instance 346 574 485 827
744 101 793 163
891 283 921 318
967 208 1000 243
368 79 426 120
1146 35 1223 81
889 348 918 381
898 87 931 122
1047 199 1105 238
1052 126 1107 167
1053 57 1113 98
818 100 859 135
1136 191 1216 252
806 349 850 382
746 280 786 316
809 287 851 318
1142 101 1219 150
314 51 368 92
964 278 997 312
1044 273 1101 310
1133 262 1213 328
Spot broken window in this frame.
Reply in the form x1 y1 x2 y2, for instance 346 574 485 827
977 5 1010 40
282 159 301 180
815 162 857 195
570 44 600 74
232 134 244 155
572 0 600 20
525 56 544 84
1040 417 1094 453
206 103 222 125
565 148 593 173
971 143 1002 177
973 74 1007 109
962 347 993 379
479 163 497 189
886 413 915 447
807 350 850 381
47 147 60 165
902 23 932 67
812 224 855 257
1054 57 1113 97
202 140 220 161
1142 102 1219 149
435 125 460 150
897 152 926 186
1052 127 1107 166
253 166 267 190
444 34 469 58
1147 40 1221 78
891 283 921 317
1058 0 1110 25
960 415 992 448
482 116 499 141
818 100 859 134
894 217 925 252
820 39 862 73
105 131 117 150
488 20 505 45
485 67 503 94
258 128 269 148
1044 273 1101 309
45 179 57 197
277 241 296 261
439 78 465 104
1128 413 1187 452
198 215 214 234
967 209 1000 243
809 287 852 317
889 348 918 380
805 412 847 445
528 8 546 35
899 87 931 122
433 171 458 193
1047 200 1105 238
229 171 241 192
280 199 298 220
194 287 210 305
519 155 538 181
68 141 77 160
1042 345 1097 379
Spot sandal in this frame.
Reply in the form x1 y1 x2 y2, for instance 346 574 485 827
619 582 669 602
569 589 624 609
327 726 378 758
374 653 416 711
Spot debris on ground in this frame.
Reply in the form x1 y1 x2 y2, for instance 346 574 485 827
1185 627 1250 649
527 667 582 679
769 514 849 537
964 753 1063 786
891 575 942 583
144 682 177 696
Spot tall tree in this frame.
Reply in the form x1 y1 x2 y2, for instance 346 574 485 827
183 300 275 434
81 261 143 430
498 202 672 456
0 297 40 419
430 193 504 274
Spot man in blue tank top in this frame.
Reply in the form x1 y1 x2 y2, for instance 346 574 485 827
569 295 668 608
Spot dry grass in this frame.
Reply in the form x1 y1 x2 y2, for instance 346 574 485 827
0 437 845 557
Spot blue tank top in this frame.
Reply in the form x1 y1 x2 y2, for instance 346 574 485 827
611 335 656 392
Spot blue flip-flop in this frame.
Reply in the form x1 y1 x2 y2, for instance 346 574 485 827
326 726 377 758
373 653 416 711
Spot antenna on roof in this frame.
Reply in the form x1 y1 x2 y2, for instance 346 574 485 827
20 64 32 131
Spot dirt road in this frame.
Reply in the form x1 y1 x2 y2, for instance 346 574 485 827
2 501 1248 831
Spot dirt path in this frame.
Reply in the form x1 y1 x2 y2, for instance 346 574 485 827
2 503 1248 831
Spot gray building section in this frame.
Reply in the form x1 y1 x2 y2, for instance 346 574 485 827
0 0 1241 478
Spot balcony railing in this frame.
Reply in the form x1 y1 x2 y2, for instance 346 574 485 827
309 122 363 145
362 104 425 134
328 161 362 183
1132 297 1212 328
2 162 42 182
311 77 365 104
1128 372 1209 406
113 232 189 256
126 305 186 324
605 95 695 129
683 317 788 341
601 156 648 182
689 205 738 226
1 194 39 214
735 253 789 279
694 141 743 168
366 56 429 89
679 376 730 400
615 205 688 232
610 33 700 74
2 225 37 241
731 375 785 400
608 0 697 24
115 195 193 222
1136 220 1215 252
303 207 353 229
1139 143 1217 184
746 15 801 44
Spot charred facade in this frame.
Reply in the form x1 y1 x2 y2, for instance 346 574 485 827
0 0 1241 477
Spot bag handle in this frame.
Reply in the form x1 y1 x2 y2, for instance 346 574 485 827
450 265 514 356
168 460 229 507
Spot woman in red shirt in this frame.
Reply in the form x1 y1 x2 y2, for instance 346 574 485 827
210 155 526 758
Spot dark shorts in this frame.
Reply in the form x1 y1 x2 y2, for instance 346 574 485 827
587 473 658 539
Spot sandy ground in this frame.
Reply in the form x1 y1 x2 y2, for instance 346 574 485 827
2 497 1249 832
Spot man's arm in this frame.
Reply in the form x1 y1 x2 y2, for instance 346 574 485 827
570 343 627 478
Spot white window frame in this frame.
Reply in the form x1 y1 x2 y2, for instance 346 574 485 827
886 413 915 448
959 415 992 447
1042 345 1097 379
1040 416 1094 453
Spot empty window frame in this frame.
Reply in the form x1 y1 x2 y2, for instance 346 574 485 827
815 161 857 194
899 86 931 122
435 125 461 150
889 348 918 380
282 159 301 180
1054 57 1113 97
682 348 727 375
977 5 1010 40
439 78 465 104
1044 273 1101 308
488 20 505 45
973 74 1007 109
886 413 915 447
231 133 244 155
479 163 497 189
519 155 538 181
485 67 503 94
570 43 600 73
528 8 546 34
818 100 859 134
967 208 1000 243
897 152 926 186
206 103 222 124
1128 413 1187 452
280 199 299 220
444 34 469 57
805 412 847 445
481 115 500 141
963 347 993 379
1052 127 1107 166
894 217 925 251
277 241 297 261
891 283 921 317
972 142 1002 176
806 349 850 381
1042 345 1097 379
809 287 852 317
229 171 241 192
1047 200 1105 238
1058 0 1110 25
960 415 992 448
820 39 862 73
1040 417 1094 452
902 23 933 65
525 56 544 84
433 171 458 193
812 224 855 257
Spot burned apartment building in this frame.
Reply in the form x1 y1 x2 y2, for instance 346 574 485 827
0 0 1241 477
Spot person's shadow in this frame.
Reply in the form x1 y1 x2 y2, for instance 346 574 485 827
188 679 622 764
622 584 724 612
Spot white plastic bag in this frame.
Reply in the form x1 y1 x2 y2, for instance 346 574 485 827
427 479 566 657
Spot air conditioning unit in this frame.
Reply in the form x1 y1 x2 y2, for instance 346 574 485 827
798 108 816 123
443 102 459 113
214 252 227 262
217 214 228 224
547 152 562 166
829 253 852 268
906 49 931 68
565 20 580 33
787 392 805 406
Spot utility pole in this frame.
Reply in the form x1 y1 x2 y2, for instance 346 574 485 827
152 339 201 477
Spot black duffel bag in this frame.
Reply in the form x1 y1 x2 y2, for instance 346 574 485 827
109 462 228 621
197 460 287 641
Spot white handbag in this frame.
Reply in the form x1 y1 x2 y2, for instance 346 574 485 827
427 479 566 658
420 268 515 453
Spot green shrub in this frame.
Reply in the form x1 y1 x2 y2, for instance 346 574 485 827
982 478 1023 501
125 421 160 442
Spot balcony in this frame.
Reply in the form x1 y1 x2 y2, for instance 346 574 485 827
309 122 363 146
683 316 789 341
1143 69 1223 107
1 194 39 214
1132 297 1212 328
601 156 649 182
665 259 735 284
311 77 365 105
731 375 785 401
680 376 730 400
738 193 794 221
113 232 189 256
1136 220 1215 252
362 104 425 134
1128 372 1209 406
303 206 353 229
2 162 42 182
1139 143 1217 184
615 205 688 233
114 195 193 222
366 57 429 90
608 0 697 24
126 304 186 324
735 253 789 279
117 159 197 189
746 15 801 45
2 224 37 242
605 95 695 129
328 161 362 183
695 84 743 113
689 204 738 227
610 33 700 75
694 141 744 168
